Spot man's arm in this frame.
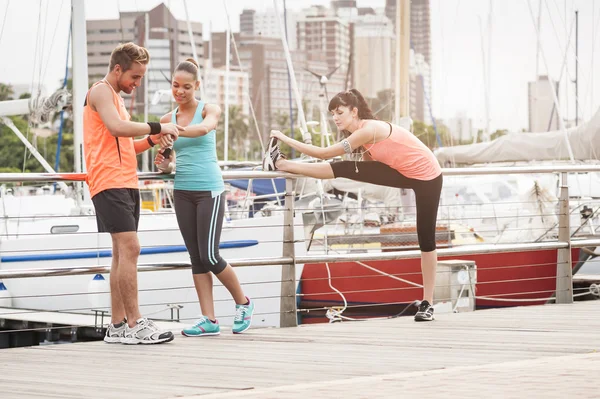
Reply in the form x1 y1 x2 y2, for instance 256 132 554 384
132 112 176 154
178 104 221 138
90 85 183 139
133 135 160 154
90 84 153 137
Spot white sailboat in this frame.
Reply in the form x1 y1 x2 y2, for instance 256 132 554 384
0 0 306 328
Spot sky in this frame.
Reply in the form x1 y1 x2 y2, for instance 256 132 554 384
0 0 599 133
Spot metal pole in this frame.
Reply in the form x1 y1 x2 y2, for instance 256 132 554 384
398 0 410 119
273 0 310 143
183 0 205 101
486 0 492 141
142 13 150 172
284 0 295 158
556 172 573 304
55 22 72 172
224 23 230 162
394 0 400 123
526 0 574 162
71 0 89 205
575 10 578 126
280 177 298 327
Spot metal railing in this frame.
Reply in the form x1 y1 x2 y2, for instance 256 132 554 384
0 166 599 333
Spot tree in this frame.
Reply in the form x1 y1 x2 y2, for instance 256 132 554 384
0 112 77 173
413 120 439 149
19 92 31 99
373 89 394 122
0 83 14 101
490 129 508 141
226 105 250 160
215 105 252 161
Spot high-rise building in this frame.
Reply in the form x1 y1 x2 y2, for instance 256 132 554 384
386 0 431 59
410 52 431 124
205 31 240 69
446 112 474 142
528 75 559 132
86 3 203 116
240 8 300 50
353 13 394 99
233 35 343 139
87 12 141 83
386 0 432 123
203 64 250 117
410 0 431 65
240 9 256 35
297 8 353 86
332 0 357 10
385 0 396 28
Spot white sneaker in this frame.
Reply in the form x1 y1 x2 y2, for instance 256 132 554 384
104 321 126 344
262 137 283 171
121 318 175 345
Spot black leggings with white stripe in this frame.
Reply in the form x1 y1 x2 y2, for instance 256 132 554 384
174 190 228 274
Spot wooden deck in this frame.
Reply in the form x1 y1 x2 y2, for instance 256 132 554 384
1 301 599 398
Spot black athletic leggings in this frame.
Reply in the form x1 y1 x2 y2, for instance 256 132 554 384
173 190 228 274
330 161 443 252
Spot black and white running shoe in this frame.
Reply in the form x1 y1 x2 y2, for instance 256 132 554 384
104 320 127 344
414 300 435 322
262 137 283 171
121 318 175 344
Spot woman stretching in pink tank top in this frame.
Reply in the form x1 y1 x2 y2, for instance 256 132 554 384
263 89 443 322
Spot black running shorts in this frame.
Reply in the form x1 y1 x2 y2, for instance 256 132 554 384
91 188 141 233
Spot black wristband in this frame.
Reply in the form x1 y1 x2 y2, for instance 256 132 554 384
146 135 155 147
147 122 161 135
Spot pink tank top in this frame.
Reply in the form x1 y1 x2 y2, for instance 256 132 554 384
365 122 442 181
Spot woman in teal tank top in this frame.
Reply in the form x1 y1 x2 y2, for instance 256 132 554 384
155 58 254 336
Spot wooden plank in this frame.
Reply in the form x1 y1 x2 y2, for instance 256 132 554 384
0 301 598 398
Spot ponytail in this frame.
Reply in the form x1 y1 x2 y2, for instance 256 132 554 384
348 89 375 119
174 58 199 80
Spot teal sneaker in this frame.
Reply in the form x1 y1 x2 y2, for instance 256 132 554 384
181 316 220 337
232 297 254 334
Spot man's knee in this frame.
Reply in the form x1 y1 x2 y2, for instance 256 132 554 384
112 232 141 260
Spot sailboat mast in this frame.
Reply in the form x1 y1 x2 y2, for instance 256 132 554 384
486 0 492 141
71 0 90 205
273 0 310 143
142 12 150 172
283 0 295 158
575 10 579 126
71 0 88 175
526 0 574 162
395 0 410 123
224 19 230 162
183 0 205 101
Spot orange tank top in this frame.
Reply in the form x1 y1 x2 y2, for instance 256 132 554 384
83 80 139 198
365 122 442 181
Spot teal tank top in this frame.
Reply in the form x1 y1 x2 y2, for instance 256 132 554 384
172 101 225 192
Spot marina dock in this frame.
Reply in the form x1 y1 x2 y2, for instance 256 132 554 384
1 301 598 398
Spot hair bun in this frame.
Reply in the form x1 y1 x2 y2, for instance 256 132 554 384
186 58 199 68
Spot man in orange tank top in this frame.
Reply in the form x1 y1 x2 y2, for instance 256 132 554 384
84 42 183 344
